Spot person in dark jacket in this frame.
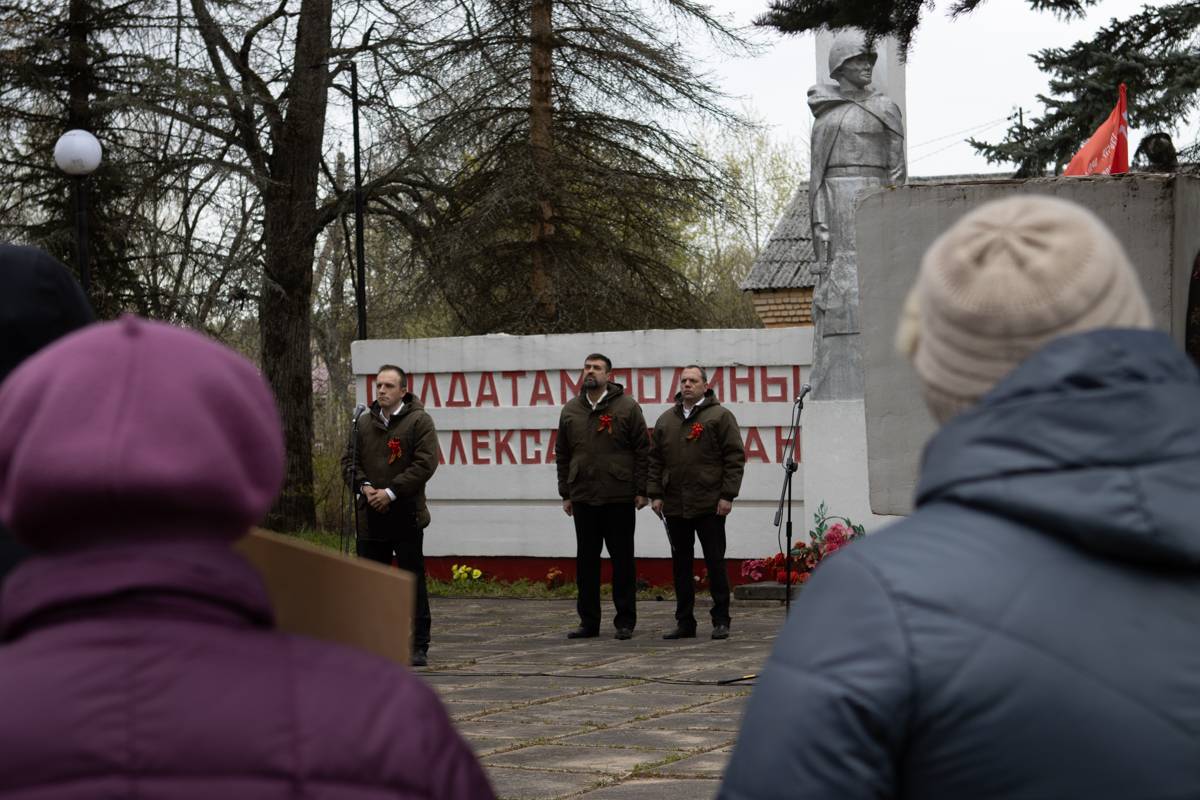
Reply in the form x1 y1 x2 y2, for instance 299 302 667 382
342 365 439 667
0 317 494 799
0 244 93 584
720 196 1200 799
556 353 650 639
648 365 745 640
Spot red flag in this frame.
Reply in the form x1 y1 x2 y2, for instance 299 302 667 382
1064 84 1129 176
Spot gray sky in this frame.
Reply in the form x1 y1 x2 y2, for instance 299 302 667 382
701 0 1195 176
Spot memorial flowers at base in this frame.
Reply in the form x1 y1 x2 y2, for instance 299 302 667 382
451 563 483 582
740 502 866 585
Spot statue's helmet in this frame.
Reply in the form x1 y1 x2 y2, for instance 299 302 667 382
828 30 878 79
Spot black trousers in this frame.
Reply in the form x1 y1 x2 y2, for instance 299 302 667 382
358 505 431 651
666 514 731 629
573 502 637 632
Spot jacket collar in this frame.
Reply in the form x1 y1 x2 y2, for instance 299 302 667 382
371 392 419 426
579 381 623 411
674 388 719 417
1 538 273 641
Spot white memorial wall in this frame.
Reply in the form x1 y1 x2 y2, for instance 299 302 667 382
352 328 813 559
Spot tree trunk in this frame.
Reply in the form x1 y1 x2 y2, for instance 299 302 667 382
261 0 332 531
529 0 557 328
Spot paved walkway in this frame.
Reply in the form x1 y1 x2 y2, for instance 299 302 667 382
418 596 787 800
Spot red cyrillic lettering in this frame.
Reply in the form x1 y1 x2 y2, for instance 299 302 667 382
775 426 800 463
761 367 788 402
637 368 662 403
447 373 471 407
520 430 542 464
471 430 491 464
708 367 724 402
495 429 517 464
559 370 582 403
744 427 769 463
530 371 554 406
476 373 500 406
448 431 467 464
418 373 442 407
502 371 526 406
729 366 755 402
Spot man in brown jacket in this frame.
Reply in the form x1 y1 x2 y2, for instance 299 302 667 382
556 353 650 640
342 365 439 666
648 365 745 640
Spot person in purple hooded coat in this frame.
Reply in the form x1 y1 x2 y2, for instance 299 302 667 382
0 315 495 799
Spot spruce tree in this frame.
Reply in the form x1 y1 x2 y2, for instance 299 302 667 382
757 0 1200 175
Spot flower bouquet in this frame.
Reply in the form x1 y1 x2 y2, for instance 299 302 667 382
740 502 866 585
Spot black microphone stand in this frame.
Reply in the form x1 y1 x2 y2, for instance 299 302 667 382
772 389 807 615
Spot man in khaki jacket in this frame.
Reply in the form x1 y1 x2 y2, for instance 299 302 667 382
556 353 649 640
342 365 439 666
648 365 745 640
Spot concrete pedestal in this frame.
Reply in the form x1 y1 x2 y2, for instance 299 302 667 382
802 398 898 531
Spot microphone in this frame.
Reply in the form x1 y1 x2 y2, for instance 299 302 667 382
795 383 812 402
351 403 367 422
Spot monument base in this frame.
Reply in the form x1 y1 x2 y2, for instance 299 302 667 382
802 398 899 531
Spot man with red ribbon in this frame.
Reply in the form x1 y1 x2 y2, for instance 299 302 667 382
556 353 650 640
342 364 439 666
648 365 745 640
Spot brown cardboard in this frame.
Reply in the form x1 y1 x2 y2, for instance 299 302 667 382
234 529 413 666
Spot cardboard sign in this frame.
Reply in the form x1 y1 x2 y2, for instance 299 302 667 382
235 529 413 666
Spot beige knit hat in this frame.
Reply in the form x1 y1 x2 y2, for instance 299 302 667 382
896 195 1154 423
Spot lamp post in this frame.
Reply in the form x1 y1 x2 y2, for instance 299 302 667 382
346 59 367 341
53 129 102 302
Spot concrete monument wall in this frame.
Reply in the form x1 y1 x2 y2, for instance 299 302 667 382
351 328 813 559
858 174 1200 515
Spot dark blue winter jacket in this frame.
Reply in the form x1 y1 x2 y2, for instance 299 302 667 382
721 329 1200 799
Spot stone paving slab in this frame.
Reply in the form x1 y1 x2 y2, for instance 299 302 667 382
576 778 721 799
486 767 601 800
483 744 674 775
419 596 785 799
641 749 732 778
627 712 743 731
558 727 735 752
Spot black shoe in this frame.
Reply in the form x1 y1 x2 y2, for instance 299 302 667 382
712 624 730 640
411 648 428 667
614 627 633 640
567 627 600 639
662 626 697 640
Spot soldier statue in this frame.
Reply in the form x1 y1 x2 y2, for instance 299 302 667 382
808 30 906 399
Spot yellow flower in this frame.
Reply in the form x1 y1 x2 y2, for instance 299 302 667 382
471 568 482 580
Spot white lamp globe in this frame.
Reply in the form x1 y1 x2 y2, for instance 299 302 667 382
53 130 103 176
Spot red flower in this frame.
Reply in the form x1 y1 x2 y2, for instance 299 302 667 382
597 414 614 434
686 422 704 441
387 437 403 464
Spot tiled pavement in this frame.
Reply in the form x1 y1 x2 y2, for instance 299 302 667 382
417 596 787 800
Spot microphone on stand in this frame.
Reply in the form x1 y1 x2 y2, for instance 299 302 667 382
351 403 367 424
795 383 812 403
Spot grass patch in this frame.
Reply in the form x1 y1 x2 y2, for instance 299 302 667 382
292 528 347 551
430 578 676 601
282 529 676 600
429 577 577 599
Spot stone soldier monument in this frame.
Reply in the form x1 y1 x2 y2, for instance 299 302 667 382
808 30 907 399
